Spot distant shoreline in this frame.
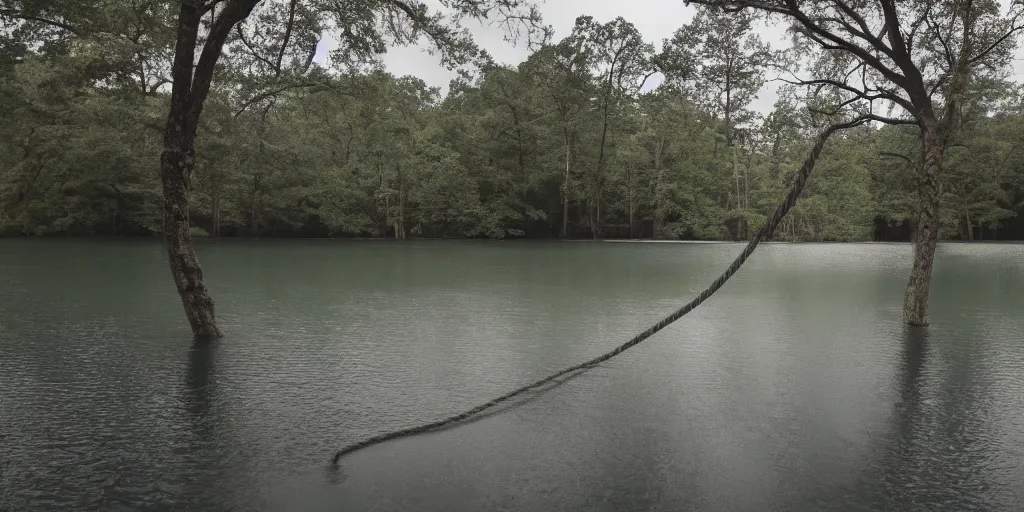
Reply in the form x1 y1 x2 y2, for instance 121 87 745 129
2 235 1021 244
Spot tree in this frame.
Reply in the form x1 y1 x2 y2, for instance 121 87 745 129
155 0 546 338
158 0 263 339
472 64 548 234
571 16 654 239
227 0 319 235
662 7 772 239
4 0 1024 260
632 91 696 237
1 1 169 236
522 38 594 237
689 0 1024 326
941 114 1018 238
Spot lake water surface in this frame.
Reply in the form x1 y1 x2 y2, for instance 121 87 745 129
1 239 1023 511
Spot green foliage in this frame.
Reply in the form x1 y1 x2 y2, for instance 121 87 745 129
2 0 1023 241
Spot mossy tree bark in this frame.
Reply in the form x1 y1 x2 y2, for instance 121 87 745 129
903 125 945 326
162 0 260 339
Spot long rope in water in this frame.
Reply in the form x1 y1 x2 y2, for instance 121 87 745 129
331 119 865 466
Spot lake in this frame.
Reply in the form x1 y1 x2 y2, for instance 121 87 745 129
1 239 1022 511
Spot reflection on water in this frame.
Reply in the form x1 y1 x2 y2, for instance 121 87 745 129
0 239 1022 511
184 341 215 425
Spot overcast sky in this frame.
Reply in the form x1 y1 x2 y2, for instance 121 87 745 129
312 0 1024 115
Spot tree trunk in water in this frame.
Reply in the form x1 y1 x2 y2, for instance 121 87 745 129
159 0 260 338
161 147 221 339
903 130 944 326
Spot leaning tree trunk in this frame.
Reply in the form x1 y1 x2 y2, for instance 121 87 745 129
903 127 944 326
161 146 221 339
160 0 260 338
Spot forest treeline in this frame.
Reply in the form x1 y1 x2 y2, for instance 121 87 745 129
3 6 1023 241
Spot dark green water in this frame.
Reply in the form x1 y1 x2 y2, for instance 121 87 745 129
1 239 1022 511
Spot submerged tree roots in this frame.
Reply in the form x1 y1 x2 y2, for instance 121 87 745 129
330 118 870 466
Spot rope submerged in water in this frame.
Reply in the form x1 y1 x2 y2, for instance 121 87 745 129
330 120 865 466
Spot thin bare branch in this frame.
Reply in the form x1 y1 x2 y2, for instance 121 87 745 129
924 11 956 69
690 0 910 89
235 25 277 70
0 9 83 35
385 0 445 44
778 72 915 114
274 0 300 73
235 82 309 117
830 0 895 58
880 150 920 171
189 0 261 125
968 20 1024 65
233 79 358 117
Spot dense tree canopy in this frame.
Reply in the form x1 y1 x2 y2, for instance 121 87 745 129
3 1 1024 242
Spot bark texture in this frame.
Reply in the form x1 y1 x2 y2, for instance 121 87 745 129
162 147 221 339
161 0 259 338
903 128 944 326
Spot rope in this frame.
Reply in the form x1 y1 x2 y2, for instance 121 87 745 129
330 119 864 466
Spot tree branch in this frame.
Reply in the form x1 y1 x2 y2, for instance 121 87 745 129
165 0 204 144
781 0 904 87
877 0 913 63
148 78 171 95
232 80 353 117
0 9 83 36
829 0 896 59
188 0 261 127
904 1 934 55
235 83 304 117
924 11 956 69
967 22 1024 65
778 73 915 114
301 39 318 73
235 25 277 70
879 151 920 171
274 0 300 73
385 0 443 42
852 113 920 126
927 74 950 100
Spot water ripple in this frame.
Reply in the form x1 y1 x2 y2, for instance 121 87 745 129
0 240 1022 511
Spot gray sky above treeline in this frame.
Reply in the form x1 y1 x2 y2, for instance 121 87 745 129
313 0 1024 115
